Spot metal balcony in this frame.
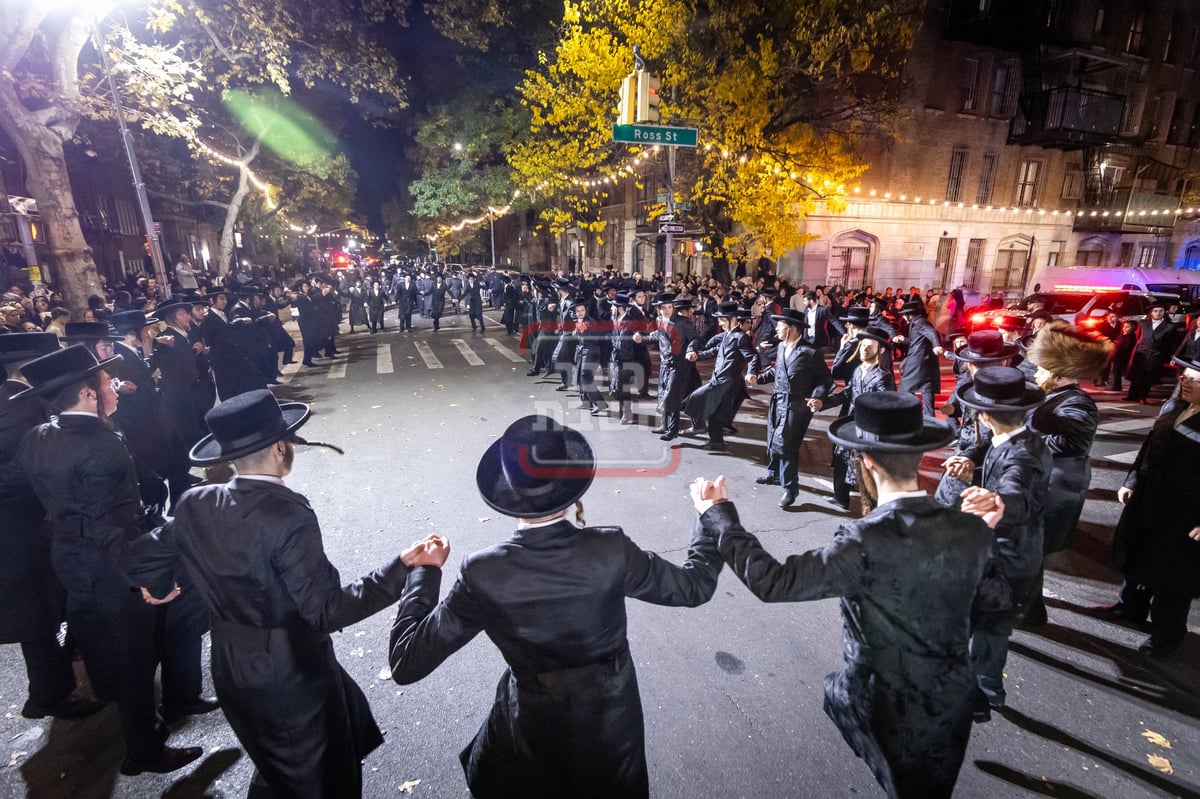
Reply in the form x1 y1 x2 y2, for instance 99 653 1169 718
1071 190 1182 232
1009 87 1125 149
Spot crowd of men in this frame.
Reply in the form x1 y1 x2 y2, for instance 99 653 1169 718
0 258 1197 798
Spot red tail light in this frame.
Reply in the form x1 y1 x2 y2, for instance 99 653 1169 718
971 313 987 325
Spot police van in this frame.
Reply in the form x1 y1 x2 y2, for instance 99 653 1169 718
1028 266 1200 302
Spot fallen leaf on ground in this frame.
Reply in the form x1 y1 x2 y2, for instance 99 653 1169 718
377 666 392 680
1142 730 1172 749
1147 753 1174 774
397 778 421 793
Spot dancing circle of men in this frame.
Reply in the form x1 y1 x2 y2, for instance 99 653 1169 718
2 264 1197 798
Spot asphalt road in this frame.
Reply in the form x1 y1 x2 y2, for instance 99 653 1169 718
1 307 1197 799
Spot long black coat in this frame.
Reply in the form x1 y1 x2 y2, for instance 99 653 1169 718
896 316 942 393
395 282 419 315
389 519 722 799
708 498 993 799
754 342 834 456
347 286 368 326
824 363 896 486
137 478 410 797
0 381 61 643
1113 400 1200 597
655 316 701 414
463 283 485 317
367 286 389 323
1027 384 1098 553
685 329 751 425
202 311 265 401
153 325 206 447
430 283 448 316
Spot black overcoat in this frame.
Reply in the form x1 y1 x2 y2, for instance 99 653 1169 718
896 316 942 393
202 311 265 400
655 316 701 414
708 499 993 799
389 519 721 799
1027 384 1098 553
138 478 410 797
685 329 751 424
754 342 833 456
1113 401 1200 597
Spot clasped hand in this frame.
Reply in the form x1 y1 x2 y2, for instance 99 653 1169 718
959 486 1005 529
942 455 974 482
402 534 450 568
691 475 728 514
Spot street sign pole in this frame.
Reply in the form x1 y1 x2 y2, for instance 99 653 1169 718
665 146 676 279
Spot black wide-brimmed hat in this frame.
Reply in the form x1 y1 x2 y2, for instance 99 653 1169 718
713 301 742 318
769 308 810 328
897 299 926 316
856 326 894 349
1173 355 1200 373
651 291 676 306
612 293 632 307
62 322 121 342
554 278 575 291
955 365 1045 413
190 389 311 465
843 306 871 326
0 332 60 365
672 297 694 310
151 297 199 322
476 414 596 518
110 310 156 334
10 344 123 400
827 392 954 453
951 330 1019 365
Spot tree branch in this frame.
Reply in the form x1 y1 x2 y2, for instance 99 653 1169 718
146 190 230 210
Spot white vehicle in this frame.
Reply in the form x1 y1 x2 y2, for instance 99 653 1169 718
1030 265 1200 302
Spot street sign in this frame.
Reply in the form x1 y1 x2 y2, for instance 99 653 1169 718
676 202 693 211
613 124 698 147
658 222 686 234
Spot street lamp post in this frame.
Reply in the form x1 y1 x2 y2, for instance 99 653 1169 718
489 210 496 269
92 21 169 299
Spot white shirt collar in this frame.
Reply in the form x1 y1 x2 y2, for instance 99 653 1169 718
58 410 98 418
517 515 580 530
991 425 1027 448
877 489 927 507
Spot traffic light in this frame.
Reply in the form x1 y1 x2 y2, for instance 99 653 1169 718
617 72 637 126
636 70 661 123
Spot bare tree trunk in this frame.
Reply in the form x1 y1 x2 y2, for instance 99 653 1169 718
218 141 260 275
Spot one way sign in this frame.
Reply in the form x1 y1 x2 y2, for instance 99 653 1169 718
658 222 685 234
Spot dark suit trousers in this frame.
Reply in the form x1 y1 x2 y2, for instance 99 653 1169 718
20 631 76 707
156 588 211 708
1119 582 1191 644
910 383 937 416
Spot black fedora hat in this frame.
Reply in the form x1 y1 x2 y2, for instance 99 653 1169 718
476 415 596 519
110 310 156 334
672 297 694 310
553 278 575 291
11 344 123 400
769 308 809 328
827 392 954 453
1173 355 1200 373
856 326 894 349
0 332 60 365
897 299 926 316
62 322 121 342
190 389 311 465
612 293 633 307
151 297 198 322
843 306 871 326
951 330 1019 365
713 301 742 318
651 291 676 306
955 366 1045 413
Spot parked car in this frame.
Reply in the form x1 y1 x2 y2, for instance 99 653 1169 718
968 290 1181 334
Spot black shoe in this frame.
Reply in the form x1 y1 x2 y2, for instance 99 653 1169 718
659 432 678 441
679 427 707 438
703 440 727 452
755 475 778 485
1091 602 1148 624
281 359 296 365
723 425 739 435
1016 601 1049 628
119 745 204 776
651 427 666 434
972 689 992 724
555 385 570 392
826 495 850 511
779 489 798 508
620 418 636 425
526 369 540 376
591 403 609 416
21 695 107 720
1138 636 1183 658
161 697 220 724
302 362 317 368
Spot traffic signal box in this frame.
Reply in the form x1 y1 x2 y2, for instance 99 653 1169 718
616 70 662 126
617 72 638 126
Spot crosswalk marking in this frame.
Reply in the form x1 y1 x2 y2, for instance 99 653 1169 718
483 337 526 363
327 352 349 380
1097 417 1156 433
1104 449 1140 464
452 339 485 366
414 341 444 369
277 360 301 385
376 342 393 374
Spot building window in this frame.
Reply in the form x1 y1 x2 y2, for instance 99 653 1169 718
960 58 980 112
1093 3 1105 35
992 247 1029 293
1061 168 1085 199
1184 243 1200 271
1126 7 1146 56
1189 104 1200 148
115 199 139 236
1168 99 1189 145
976 152 998 204
991 58 1021 117
946 148 968 202
934 237 957 289
1121 84 1147 136
1147 94 1165 140
1047 251 1060 267
1016 159 1041 207
1138 245 1159 268
1189 25 1200 66
1119 241 1135 267
1163 22 1175 63
829 245 871 290
963 239 985 290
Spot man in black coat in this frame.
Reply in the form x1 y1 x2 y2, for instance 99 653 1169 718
203 291 267 398
894 299 944 416
291 281 321 366
135 390 441 796
153 299 208 447
800 291 843 350
746 309 834 507
430 274 449 332
701 392 1005 799
0 334 105 721
1126 302 1178 402
650 294 700 441
18 346 202 775
367 279 389 333
939 367 1050 719
1098 355 1200 657
549 280 578 390
396 274 419 332
463 274 486 334
683 302 752 451
1021 322 1110 626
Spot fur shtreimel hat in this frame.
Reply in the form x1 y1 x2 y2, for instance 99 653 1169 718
1026 321 1114 381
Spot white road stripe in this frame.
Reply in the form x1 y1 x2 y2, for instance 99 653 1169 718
277 360 301 385
1103 449 1140 464
452 339 485 366
414 341 443 369
376 341 394 374
1097 418 1156 433
483 337 526 363
327 352 349 380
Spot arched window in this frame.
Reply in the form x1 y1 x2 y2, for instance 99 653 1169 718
829 230 878 290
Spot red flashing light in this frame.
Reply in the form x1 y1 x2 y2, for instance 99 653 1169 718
1052 284 1122 292
970 313 987 324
